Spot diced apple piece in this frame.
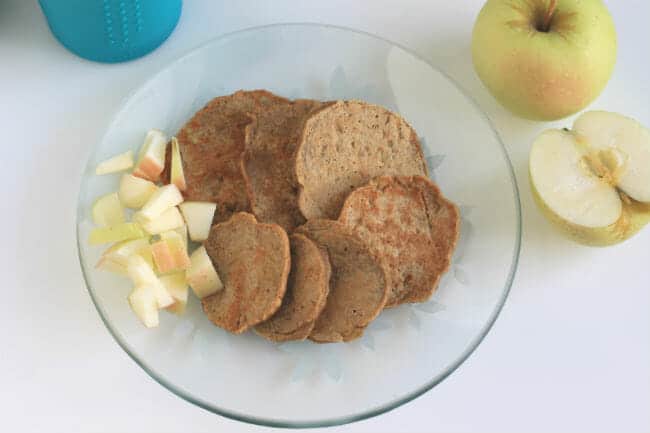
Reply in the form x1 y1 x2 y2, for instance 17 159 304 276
92 192 125 227
95 150 134 175
170 137 187 191
151 241 175 274
160 230 191 269
133 129 168 182
128 288 159 328
173 224 188 249
140 184 184 220
135 206 184 235
118 174 158 209
126 255 174 308
96 238 152 275
88 222 145 245
160 273 189 315
179 202 216 242
151 230 191 273
186 246 223 298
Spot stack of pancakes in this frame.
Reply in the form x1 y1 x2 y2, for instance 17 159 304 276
168 90 460 343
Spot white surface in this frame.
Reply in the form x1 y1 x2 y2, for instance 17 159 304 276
1 0 648 432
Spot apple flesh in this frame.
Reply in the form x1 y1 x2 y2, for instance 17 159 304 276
160 273 189 315
128 287 159 328
140 184 183 220
530 111 650 246
133 129 168 182
88 222 145 245
170 137 187 191
127 255 174 308
472 0 616 120
118 174 157 209
96 238 153 275
179 202 216 242
135 206 184 235
91 192 125 227
186 246 224 298
96 150 134 175
151 230 191 273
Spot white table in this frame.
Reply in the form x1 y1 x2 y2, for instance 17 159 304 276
2 1 648 432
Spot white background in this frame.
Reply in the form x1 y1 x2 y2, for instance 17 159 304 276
1 1 648 432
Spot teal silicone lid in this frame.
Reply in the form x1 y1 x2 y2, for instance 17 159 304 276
39 0 182 63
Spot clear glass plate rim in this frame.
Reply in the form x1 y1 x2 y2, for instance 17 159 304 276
75 22 522 429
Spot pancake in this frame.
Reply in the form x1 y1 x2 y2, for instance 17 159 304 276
255 233 331 342
339 175 460 305
295 100 428 220
201 212 290 333
295 219 388 343
171 90 289 223
242 99 326 232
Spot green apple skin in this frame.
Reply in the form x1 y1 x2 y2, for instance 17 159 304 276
472 0 617 121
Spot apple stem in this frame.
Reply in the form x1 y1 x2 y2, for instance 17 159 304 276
542 0 557 32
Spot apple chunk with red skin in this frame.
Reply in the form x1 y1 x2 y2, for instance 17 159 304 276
186 246 223 298
133 129 168 182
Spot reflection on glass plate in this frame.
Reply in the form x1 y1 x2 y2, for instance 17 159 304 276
76 24 520 428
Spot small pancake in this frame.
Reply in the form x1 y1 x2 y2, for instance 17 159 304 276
255 233 331 342
171 90 290 223
295 219 388 343
242 99 326 232
295 100 428 220
201 212 290 334
339 175 460 306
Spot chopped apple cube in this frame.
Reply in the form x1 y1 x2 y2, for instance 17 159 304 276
128 288 159 328
170 137 187 191
160 273 189 315
179 202 216 242
133 129 168 182
173 224 188 249
186 246 224 298
118 174 157 209
95 150 134 175
96 238 152 275
135 206 184 235
140 184 184 220
151 230 191 273
88 222 145 245
92 192 125 227
126 255 174 308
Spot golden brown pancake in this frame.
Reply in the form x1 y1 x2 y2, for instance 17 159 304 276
202 212 290 333
295 100 428 220
255 233 331 342
339 175 460 306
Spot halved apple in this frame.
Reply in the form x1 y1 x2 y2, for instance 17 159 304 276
96 237 152 275
530 111 650 246
88 222 145 245
118 174 158 209
179 202 216 242
128 287 159 327
151 230 190 273
186 245 223 298
160 272 189 315
170 137 187 191
96 150 134 175
92 192 125 227
133 129 168 182
135 206 184 235
126 255 174 308
140 184 184 220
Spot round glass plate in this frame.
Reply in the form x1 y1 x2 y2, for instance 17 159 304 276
77 24 520 428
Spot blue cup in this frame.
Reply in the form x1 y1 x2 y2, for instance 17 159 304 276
39 0 182 63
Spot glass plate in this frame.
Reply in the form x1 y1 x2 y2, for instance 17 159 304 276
76 23 521 428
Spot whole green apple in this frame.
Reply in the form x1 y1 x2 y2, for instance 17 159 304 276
472 0 617 121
